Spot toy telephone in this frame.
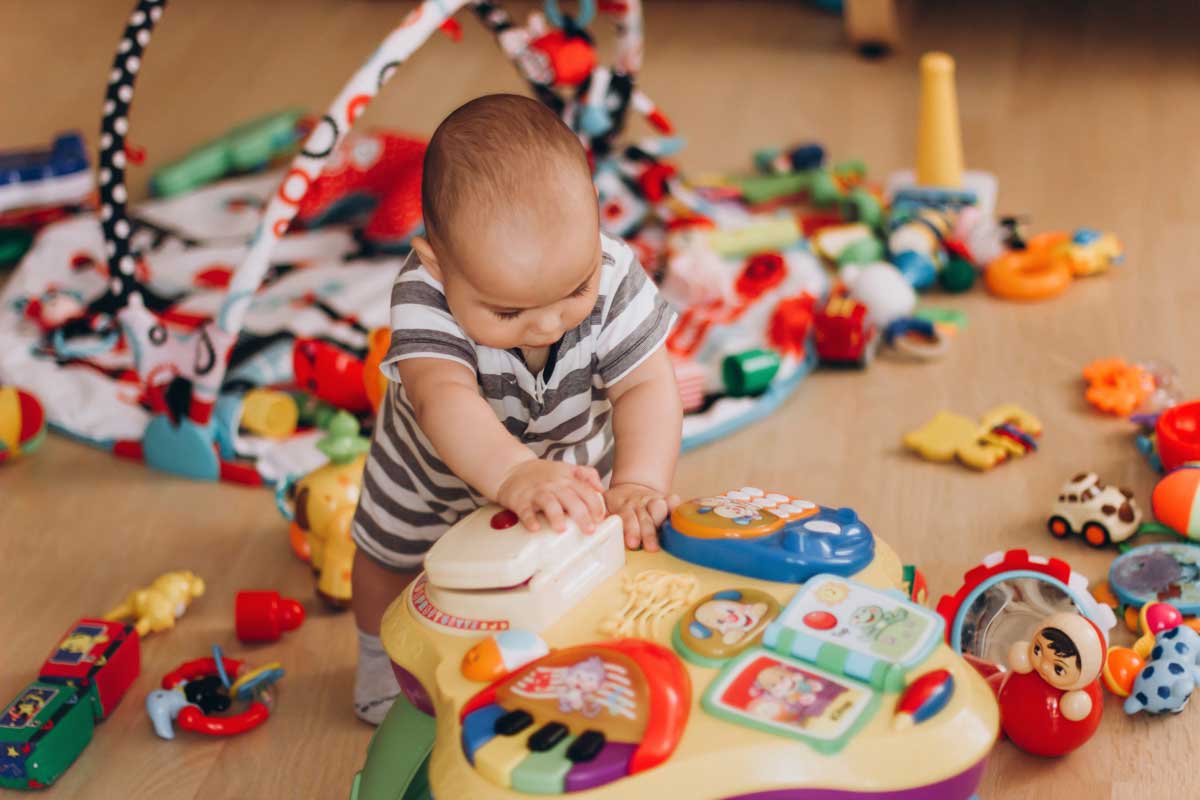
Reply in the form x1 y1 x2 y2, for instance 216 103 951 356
411 506 626 635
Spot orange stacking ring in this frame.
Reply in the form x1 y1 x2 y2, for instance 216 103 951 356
985 232 1073 301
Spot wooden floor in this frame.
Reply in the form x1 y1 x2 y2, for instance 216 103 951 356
3 0 1200 797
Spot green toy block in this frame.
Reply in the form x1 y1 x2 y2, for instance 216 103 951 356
0 681 95 791
736 172 810 205
150 108 306 198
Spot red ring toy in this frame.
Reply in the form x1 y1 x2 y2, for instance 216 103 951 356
1156 400 1200 473
984 232 1072 301
161 657 271 737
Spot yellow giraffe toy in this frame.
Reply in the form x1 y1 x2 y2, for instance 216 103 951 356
104 571 205 637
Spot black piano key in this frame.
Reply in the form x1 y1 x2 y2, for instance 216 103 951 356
494 709 534 736
527 722 569 752
566 730 606 762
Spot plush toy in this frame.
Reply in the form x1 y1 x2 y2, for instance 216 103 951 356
104 571 206 637
293 131 426 252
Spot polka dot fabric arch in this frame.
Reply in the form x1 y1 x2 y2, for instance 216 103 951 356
0 0 824 484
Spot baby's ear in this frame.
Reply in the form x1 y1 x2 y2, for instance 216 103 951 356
412 236 443 281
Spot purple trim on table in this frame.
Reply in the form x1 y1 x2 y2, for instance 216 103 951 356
392 663 435 717
721 757 986 800
564 742 636 792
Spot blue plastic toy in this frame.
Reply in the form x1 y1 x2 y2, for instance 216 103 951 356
1124 625 1200 715
659 488 876 583
0 132 91 214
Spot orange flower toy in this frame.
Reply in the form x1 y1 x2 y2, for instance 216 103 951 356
1083 359 1155 417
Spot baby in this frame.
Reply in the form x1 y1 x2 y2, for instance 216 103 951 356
350 94 683 723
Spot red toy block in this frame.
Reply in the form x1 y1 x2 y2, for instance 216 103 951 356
38 619 140 720
236 591 305 643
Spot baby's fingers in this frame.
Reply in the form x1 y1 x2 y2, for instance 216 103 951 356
556 486 595 534
573 465 604 493
579 482 606 523
646 496 670 526
619 505 643 549
535 490 567 532
636 504 660 552
516 502 542 532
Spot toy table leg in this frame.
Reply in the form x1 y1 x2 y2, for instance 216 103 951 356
350 693 435 800
844 0 901 56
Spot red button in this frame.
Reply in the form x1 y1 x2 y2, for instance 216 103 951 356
491 510 519 530
803 611 838 630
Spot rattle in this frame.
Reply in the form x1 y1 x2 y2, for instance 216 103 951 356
146 648 283 740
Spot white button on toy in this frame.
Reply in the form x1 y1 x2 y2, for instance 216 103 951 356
804 520 842 534
766 493 789 504
740 487 765 497
727 491 750 501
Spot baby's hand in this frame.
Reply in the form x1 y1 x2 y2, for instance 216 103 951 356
496 461 606 533
605 483 680 551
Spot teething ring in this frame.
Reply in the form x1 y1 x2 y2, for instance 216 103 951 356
985 237 1072 301
159 656 274 737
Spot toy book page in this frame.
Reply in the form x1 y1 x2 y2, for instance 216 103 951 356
702 649 879 754
769 575 943 668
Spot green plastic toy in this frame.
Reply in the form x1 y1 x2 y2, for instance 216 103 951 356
150 108 306 198
350 693 435 800
0 682 95 791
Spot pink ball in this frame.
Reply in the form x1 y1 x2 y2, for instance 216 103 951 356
1144 602 1183 634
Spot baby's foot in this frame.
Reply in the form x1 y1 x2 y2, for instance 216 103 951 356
355 631 400 725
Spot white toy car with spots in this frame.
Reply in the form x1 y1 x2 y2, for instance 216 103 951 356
1048 472 1142 547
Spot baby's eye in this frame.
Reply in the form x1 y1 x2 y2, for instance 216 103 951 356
570 281 590 298
493 309 522 320
1033 645 1040 655
1054 665 1064 676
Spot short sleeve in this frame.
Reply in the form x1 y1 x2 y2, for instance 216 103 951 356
596 237 675 386
379 254 477 381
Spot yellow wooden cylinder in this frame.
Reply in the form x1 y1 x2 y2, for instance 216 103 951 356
916 52 964 188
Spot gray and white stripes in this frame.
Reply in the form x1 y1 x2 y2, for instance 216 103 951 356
351 234 673 570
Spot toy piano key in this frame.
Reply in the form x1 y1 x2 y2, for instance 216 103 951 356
412 505 626 635
458 640 690 794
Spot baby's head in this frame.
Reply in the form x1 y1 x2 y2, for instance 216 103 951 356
414 94 600 350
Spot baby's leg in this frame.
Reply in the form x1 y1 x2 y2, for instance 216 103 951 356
351 549 417 724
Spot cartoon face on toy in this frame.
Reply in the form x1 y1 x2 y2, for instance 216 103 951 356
57 629 108 657
758 666 806 695
4 692 49 728
697 497 762 525
558 656 607 717
816 582 849 606
1009 613 1105 694
694 599 770 645
851 605 883 627
1029 627 1084 690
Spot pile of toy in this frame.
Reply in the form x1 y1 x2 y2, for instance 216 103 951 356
1 0 1131 486
0 570 300 791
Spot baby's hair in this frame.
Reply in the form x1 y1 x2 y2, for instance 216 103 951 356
421 93 590 251
1040 627 1081 668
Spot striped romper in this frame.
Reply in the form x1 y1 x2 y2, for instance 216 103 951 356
350 233 675 570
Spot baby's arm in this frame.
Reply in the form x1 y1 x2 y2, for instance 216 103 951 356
397 357 605 532
605 346 682 550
